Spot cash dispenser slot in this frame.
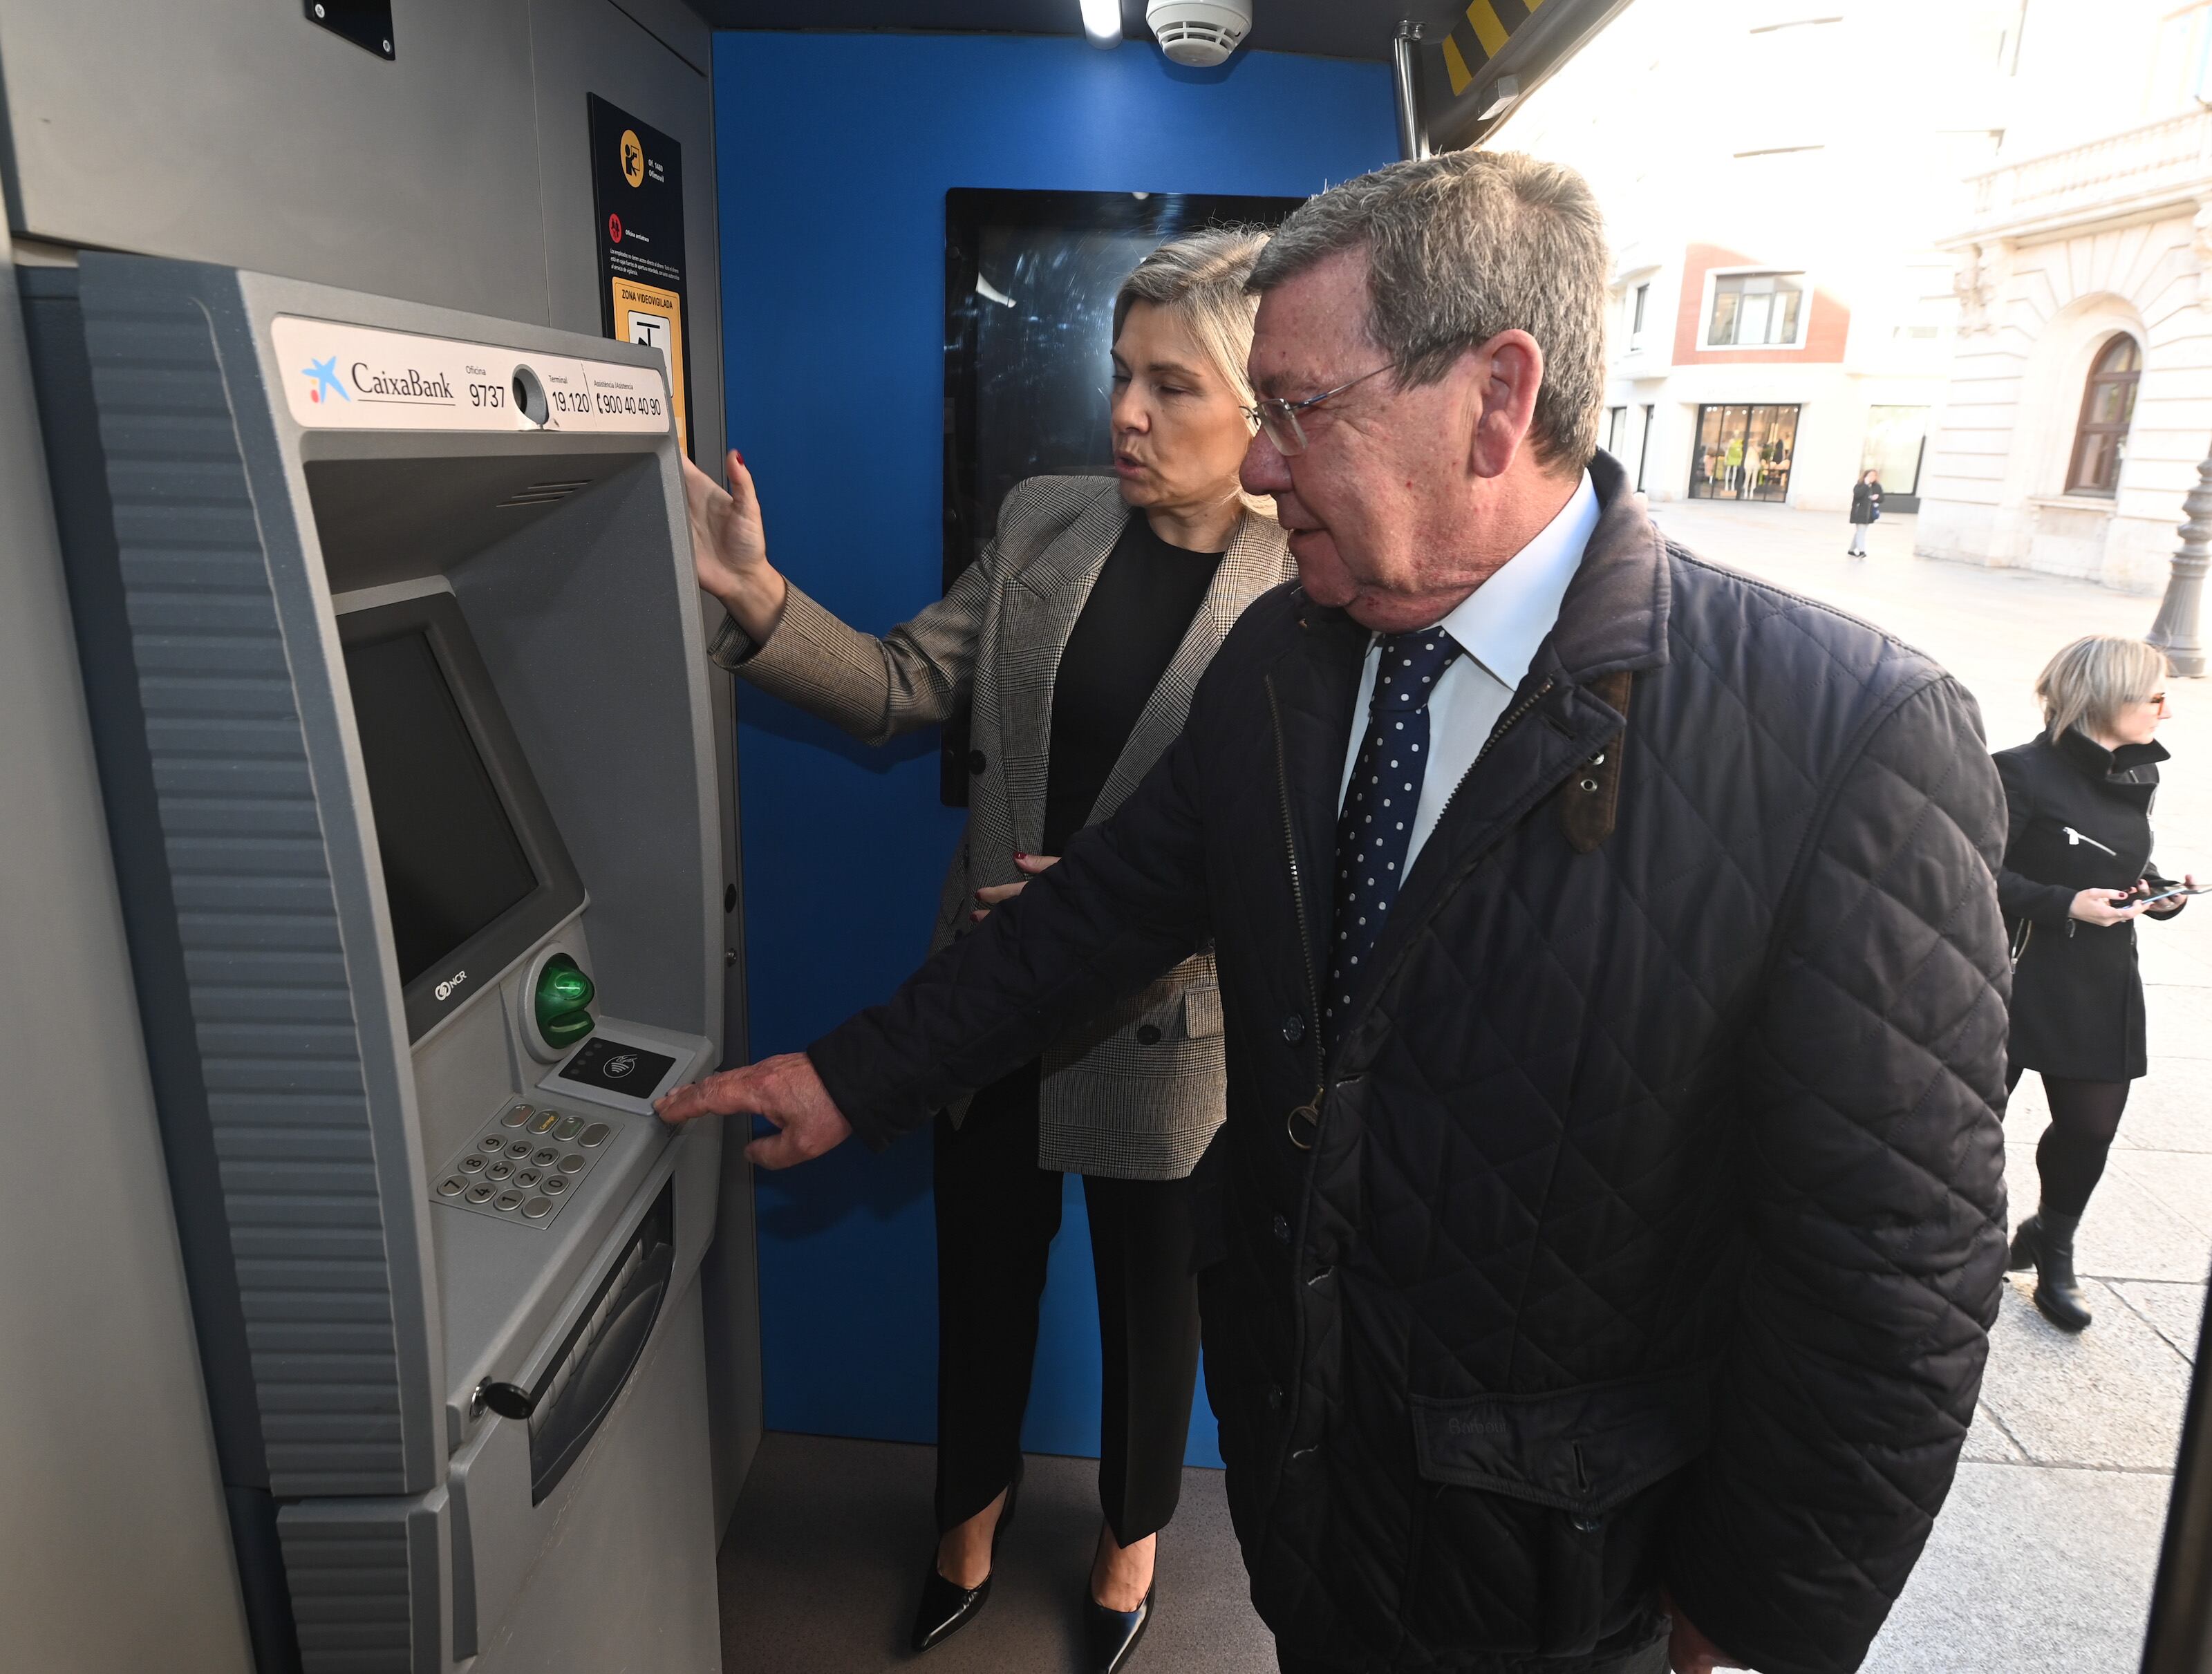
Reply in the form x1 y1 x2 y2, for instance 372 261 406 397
527 1181 675 1503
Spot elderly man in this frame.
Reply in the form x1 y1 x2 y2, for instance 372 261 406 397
665 152 2010 1674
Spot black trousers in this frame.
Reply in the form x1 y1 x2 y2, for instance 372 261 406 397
932 1058 1202 1546
2008 1062 2132 1218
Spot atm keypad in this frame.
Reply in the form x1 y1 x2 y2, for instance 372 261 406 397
432 1099 623 1228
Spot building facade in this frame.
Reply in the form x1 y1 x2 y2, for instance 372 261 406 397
1917 1 2212 592
1505 0 2009 516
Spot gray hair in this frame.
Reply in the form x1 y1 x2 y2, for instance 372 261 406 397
1113 227 1272 408
1247 151 1609 469
2036 634 2169 743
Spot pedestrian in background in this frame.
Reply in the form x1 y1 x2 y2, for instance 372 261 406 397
1997 635 2191 1331
1848 468 1882 556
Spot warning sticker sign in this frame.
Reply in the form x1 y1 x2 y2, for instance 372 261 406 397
610 277 686 452
590 94 691 455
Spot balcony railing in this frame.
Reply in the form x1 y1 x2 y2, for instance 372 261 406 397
1970 107 2212 231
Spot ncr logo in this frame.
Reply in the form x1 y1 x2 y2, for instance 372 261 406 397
434 970 468 1003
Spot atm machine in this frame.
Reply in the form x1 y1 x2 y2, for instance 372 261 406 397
22 252 725 1673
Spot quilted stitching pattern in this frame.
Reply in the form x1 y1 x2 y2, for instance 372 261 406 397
812 487 2009 1673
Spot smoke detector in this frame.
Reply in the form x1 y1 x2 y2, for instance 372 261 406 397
1145 0 1251 66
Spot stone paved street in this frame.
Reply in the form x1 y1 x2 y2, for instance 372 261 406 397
1647 500 2212 1672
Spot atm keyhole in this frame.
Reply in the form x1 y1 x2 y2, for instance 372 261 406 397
510 364 549 426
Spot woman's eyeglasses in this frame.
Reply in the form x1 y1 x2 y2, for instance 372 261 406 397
1244 362 1399 456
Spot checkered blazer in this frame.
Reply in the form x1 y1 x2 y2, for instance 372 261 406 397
713 473 1294 1178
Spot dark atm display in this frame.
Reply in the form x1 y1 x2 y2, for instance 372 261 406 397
339 593 585 1037
346 630 536 984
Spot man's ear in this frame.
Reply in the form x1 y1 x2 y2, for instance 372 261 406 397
1467 329 1545 480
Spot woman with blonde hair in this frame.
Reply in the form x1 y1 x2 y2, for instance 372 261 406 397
1996 634 2193 1331
684 227 1290 1671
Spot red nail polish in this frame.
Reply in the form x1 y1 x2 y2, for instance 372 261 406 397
1014 852 1027 860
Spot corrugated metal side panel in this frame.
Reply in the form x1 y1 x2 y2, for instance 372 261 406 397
79 279 411 1498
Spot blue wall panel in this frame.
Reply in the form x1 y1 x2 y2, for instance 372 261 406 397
713 30 1395 1466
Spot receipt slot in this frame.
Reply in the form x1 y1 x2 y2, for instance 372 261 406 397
23 254 727 1674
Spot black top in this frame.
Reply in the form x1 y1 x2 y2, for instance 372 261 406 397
1042 511 1223 854
1850 481 1882 524
1995 728 2182 1080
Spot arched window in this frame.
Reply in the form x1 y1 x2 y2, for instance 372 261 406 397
2066 334 2141 496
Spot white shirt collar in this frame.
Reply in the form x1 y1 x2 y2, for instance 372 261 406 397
1432 469 1600 690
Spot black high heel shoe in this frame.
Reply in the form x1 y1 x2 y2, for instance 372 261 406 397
1084 1580 1154 1674
910 1462 1022 1653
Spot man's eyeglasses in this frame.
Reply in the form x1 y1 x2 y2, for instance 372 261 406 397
1244 362 1398 457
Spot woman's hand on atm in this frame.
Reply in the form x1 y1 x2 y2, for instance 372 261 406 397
653 1051 852 1169
970 852 1060 923
683 449 788 643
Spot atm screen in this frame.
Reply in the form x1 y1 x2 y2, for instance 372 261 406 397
345 629 537 986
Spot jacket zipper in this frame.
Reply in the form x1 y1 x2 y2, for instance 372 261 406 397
1268 670 1560 1109
2063 825 2118 855
1419 677 1558 852
1265 675 1327 1120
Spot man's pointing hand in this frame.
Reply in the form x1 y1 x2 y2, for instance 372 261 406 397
655 1051 853 1169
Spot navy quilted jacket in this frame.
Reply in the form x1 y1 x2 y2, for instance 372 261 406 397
813 453 2012 1673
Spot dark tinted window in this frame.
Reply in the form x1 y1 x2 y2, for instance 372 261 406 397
344 630 536 985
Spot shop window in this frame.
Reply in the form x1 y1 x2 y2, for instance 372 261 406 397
1706 272 1806 348
1689 404 1801 502
2065 335 2140 498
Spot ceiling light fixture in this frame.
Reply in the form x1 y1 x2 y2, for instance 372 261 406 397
1080 0 1123 49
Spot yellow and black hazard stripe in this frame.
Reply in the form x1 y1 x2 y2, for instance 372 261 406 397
1441 0 1545 96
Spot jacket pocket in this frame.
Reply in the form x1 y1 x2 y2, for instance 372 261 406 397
1406 1365 1716 1657
1182 985 1224 1040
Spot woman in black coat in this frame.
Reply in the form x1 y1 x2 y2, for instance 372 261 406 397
1846 469 1881 556
1997 634 2191 1330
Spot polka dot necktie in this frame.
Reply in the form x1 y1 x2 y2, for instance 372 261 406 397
1325 629 1464 1052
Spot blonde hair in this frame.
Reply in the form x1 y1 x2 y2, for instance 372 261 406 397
2036 634 2169 743
1113 227 1271 409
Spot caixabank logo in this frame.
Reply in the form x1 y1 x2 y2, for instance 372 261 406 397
348 357 456 405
